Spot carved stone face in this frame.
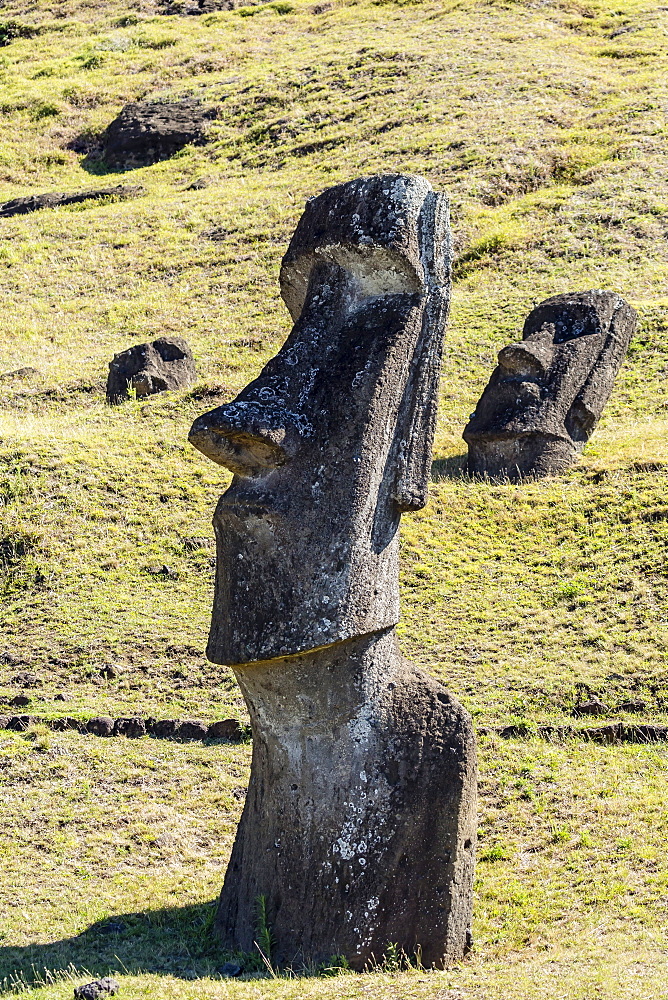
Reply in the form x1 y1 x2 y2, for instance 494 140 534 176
464 291 637 480
189 175 451 664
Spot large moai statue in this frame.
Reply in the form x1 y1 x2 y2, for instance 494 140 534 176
189 175 477 970
464 291 637 481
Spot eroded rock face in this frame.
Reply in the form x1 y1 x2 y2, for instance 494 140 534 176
106 336 196 403
189 175 477 970
103 100 217 169
464 290 637 480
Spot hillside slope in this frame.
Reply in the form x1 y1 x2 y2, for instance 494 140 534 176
0 1 667 998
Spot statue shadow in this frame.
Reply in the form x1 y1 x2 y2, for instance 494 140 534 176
430 454 468 481
0 901 234 988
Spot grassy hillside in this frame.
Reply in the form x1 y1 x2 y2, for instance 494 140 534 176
0 0 668 997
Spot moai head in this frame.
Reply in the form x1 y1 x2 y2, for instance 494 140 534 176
463 290 637 480
189 175 451 664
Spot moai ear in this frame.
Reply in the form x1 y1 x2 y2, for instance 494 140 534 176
280 175 452 514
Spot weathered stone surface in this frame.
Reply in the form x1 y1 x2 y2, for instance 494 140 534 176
103 100 217 169
51 717 84 732
87 716 115 737
464 291 637 480
114 717 147 738
207 718 244 740
0 185 143 218
7 715 32 731
573 697 608 717
176 719 209 740
160 0 237 11
151 719 179 739
74 978 119 1000
106 336 196 404
190 175 476 970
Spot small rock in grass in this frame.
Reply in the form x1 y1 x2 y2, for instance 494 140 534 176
114 717 147 738
107 336 196 404
12 670 41 687
573 697 608 717
218 961 242 978
9 694 31 707
87 716 115 737
7 715 32 731
176 719 208 740
208 719 245 741
618 699 646 712
143 564 179 580
100 664 120 679
74 977 120 1000
54 692 69 702
150 719 179 739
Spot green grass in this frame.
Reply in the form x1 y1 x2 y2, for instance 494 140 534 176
1 0 668 996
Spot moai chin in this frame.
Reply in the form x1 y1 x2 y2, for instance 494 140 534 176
464 290 637 481
189 175 477 970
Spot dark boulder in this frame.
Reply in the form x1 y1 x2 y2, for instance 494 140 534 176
464 291 637 480
573 697 608 717
87 716 115 737
106 336 196 404
102 99 217 169
114 717 147 738
74 978 119 1000
50 718 85 732
0 185 143 218
7 715 32 731
208 718 245 740
176 719 208 740
150 719 179 739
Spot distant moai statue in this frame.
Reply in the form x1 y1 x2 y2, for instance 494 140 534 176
464 291 637 480
189 175 477 970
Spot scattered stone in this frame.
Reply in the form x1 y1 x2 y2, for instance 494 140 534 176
618 699 646 712
312 1 333 11
186 176 212 190
87 716 115 737
0 185 143 218
54 692 69 702
74 978 119 1000
102 99 217 169
6 715 32 731
150 719 179 738
160 0 238 13
12 671 41 687
208 718 245 740
177 719 208 740
114 717 147 738
580 723 623 744
143 564 179 580
9 694 31 707
107 336 196 404
100 664 120 680
499 723 532 738
573 697 608 717
464 291 637 480
218 962 242 978
51 718 85 732
182 536 213 552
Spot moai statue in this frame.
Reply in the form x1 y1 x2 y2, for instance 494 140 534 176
189 175 477 970
464 290 637 481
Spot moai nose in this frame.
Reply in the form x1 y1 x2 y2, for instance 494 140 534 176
189 406 289 477
497 339 553 377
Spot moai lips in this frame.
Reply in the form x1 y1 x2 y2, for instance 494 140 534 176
189 175 477 970
464 290 637 480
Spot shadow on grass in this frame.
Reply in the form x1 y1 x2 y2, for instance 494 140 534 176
0 901 234 989
431 454 468 481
